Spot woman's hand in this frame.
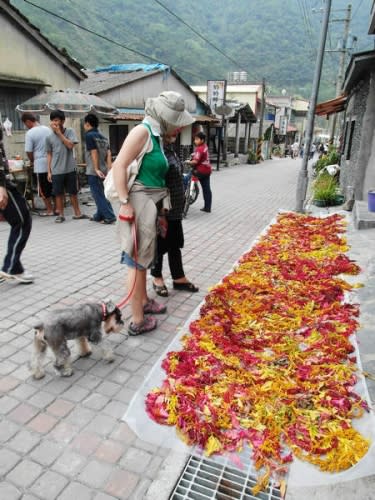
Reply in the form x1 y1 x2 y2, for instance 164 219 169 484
118 202 135 222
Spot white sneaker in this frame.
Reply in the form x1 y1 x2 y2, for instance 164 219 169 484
0 270 34 284
14 271 34 284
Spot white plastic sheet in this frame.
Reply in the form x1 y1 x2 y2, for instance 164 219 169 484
123 212 375 486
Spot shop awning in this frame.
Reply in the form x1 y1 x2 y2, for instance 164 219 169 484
107 112 220 123
315 94 347 117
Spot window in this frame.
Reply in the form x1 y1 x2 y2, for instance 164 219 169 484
109 124 128 157
345 120 355 160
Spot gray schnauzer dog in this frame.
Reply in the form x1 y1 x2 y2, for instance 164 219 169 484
31 301 123 379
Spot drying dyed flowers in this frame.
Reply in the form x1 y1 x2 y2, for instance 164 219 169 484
146 213 370 492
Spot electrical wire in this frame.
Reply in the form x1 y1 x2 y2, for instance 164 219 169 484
22 0 206 81
151 0 247 71
352 0 365 20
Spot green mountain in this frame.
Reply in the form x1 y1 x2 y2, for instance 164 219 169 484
11 0 374 100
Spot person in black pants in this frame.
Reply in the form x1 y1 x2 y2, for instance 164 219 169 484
150 132 198 297
0 128 33 284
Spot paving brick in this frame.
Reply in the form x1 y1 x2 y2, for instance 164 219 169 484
0 448 21 476
94 439 124 463
107 369 131 385
110 422 136 445
57 482 94 500
28 391 56 409
93 493 117 500
0 375 21 393
6 459 43 488
9 383 38 400
0 395 20 414
120 446 152 473
82 392 110 411
0 419 19 443
105 468 139 499
30 439 64 466
0 482 22 500
48 421 79 444
96 380 122 398
46 398 75 417
8 429 41 455
132 477 152 500
9 403 39 424
113 387 135 404
78 459 112 489
65 406 96 429
52 450 87 477
76 374 102 390
62 385 90 402
0 360 18 375
69 431 101 456
30 470 68 499
27 412 58 434
102 400 127 419
85 414 118 437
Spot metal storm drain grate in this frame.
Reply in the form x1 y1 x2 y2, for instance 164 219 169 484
169 453 283 500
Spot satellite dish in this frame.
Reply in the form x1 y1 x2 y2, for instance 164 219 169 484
214 104 232 116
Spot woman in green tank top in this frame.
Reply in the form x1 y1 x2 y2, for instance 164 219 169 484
112 91 194 337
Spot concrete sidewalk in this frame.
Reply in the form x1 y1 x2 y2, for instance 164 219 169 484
1 157 374 499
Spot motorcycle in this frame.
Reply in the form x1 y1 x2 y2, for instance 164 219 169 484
182 162 199 218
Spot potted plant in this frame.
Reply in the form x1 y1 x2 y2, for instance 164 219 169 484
312 173 343 207
247 149 257 164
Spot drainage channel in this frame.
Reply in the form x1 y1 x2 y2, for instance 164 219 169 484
169 453 283 500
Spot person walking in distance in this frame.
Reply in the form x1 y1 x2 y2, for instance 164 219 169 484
45 109 88 223
22 112 55 216
83 114 116 224
0 127 33 284
189 132 212 213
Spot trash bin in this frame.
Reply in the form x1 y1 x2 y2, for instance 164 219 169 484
368 190 375 212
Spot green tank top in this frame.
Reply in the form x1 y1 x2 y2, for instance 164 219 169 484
136 123 169 187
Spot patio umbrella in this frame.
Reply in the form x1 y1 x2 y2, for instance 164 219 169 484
16 89 119 117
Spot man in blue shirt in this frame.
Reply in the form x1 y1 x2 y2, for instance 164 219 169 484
83 114 115 224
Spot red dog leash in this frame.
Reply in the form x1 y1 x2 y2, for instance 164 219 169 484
116 216 138 310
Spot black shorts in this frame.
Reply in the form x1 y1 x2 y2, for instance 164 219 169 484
52 171 78 196
36 172 53 199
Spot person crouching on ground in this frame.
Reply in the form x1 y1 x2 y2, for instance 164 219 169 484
112 91 194 336
150 130 199 297
83 113 116 224
188 131 212 213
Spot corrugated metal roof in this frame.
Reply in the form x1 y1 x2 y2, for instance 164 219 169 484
80 69 161 94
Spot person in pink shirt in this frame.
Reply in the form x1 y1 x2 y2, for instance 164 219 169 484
189 132 212 213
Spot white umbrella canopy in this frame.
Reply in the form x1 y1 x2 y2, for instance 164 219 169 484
16 89 119 117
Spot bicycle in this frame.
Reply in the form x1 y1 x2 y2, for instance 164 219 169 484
182 164 199 218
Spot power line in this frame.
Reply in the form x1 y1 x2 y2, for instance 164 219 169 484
22 0 205 81
352 0 365 20
151 0 248 73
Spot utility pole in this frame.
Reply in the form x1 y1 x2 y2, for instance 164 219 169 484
296 0 332 212
256 78 266 163
329 4 352 142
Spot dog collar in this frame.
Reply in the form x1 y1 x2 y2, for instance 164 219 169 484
101 302 107 320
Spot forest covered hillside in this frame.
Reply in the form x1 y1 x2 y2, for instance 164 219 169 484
11 0 374 100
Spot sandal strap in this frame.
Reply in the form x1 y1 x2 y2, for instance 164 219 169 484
128 316 157 336
143 299 167 315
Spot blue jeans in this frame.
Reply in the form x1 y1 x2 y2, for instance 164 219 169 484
87 175 115 221
199 175 212 211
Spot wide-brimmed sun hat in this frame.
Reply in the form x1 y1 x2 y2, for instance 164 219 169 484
145 91 194 128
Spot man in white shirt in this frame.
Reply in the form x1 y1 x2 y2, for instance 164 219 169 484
22 113 54 216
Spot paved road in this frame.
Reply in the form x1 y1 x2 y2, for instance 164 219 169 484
2 156 372 500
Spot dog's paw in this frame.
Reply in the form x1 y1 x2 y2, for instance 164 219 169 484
32 369 45 380
79 350 92 358
61 367 73 377
103 350 115 364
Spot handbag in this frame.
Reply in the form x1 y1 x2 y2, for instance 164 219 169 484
104 131 151 202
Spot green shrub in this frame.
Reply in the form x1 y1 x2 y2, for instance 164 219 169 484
314 147 340 174
313 172 339 203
